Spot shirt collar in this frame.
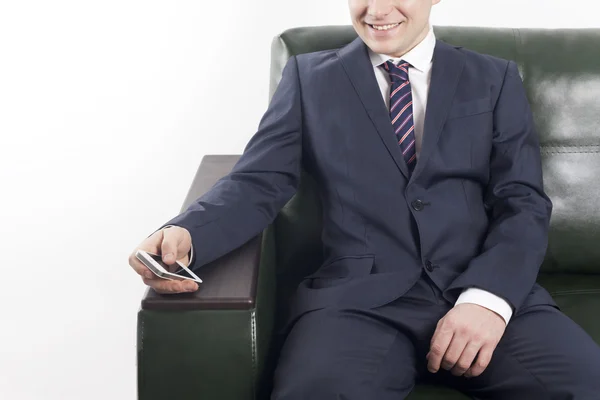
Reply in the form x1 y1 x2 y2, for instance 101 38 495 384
369 26 436 72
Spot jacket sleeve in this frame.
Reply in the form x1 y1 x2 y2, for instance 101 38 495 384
445 60 553 312
158 56 303 270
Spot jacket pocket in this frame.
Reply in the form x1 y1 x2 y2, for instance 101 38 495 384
447 97 492 120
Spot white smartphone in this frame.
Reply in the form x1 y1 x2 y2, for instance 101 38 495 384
135 249 203 284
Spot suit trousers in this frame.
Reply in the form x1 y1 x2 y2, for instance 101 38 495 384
271 271 600 399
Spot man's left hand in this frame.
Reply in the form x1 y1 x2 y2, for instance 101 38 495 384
427 303 506 378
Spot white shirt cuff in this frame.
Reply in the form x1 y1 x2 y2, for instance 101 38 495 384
162 225 194 267
455 288 513 325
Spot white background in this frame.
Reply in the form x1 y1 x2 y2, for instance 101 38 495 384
0 1 598 399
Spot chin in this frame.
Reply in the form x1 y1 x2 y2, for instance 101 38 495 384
365 40 399 55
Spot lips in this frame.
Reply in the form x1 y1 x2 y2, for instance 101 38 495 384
367 22 401 31
366 22 403 38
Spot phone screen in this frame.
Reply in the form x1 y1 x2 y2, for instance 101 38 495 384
147 253 198 280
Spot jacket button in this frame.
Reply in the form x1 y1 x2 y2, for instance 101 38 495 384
412 199 425 211
425 261 434 272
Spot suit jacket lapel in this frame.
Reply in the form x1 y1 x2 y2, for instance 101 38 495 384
338 38 410 180
411 40 465 181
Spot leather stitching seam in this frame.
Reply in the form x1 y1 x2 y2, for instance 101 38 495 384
541 145 600 154
550 289 600 296
250 310 257 399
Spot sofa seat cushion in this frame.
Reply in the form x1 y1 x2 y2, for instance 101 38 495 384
407 384 470 399
537 273 600 344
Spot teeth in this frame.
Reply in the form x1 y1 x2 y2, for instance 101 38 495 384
371 23 399 31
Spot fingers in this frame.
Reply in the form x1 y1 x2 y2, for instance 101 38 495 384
427 320 454 373
450 341 480 376
465 344 494 378
426 305 504 378
438 333 468 372
161 227 191 269
128 251 155 280
142 277 199 294
129 226 194 293
129 229 164 279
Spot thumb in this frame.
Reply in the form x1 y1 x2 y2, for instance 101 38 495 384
160 227 187 265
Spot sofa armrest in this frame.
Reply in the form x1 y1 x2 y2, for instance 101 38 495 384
141 232 262 311
142 154 257 311
137 155 278 400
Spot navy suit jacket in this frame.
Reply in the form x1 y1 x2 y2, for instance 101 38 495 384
163 37 557 326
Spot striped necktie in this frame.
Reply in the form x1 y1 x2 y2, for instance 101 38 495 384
382 60 416 173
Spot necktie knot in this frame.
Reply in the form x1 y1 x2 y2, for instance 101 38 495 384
382 60 410 83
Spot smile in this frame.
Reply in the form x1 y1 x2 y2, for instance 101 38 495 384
368 23 401 31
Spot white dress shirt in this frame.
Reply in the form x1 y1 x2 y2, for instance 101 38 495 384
369 26 513 325
165 28 513 324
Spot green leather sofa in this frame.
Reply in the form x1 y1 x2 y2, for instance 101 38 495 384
137 26 600 399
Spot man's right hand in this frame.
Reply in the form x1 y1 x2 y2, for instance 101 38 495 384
128 226 199 294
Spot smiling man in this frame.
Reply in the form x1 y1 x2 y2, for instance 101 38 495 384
270 1 600 398
129 0 600 398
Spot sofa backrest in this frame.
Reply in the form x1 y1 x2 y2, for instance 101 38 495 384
269 26 600 288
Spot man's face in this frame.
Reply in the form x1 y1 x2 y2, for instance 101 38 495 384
348 0 440 57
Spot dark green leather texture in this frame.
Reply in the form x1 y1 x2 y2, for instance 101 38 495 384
137 224 278 400
138 309 256 399
138 26 600 400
